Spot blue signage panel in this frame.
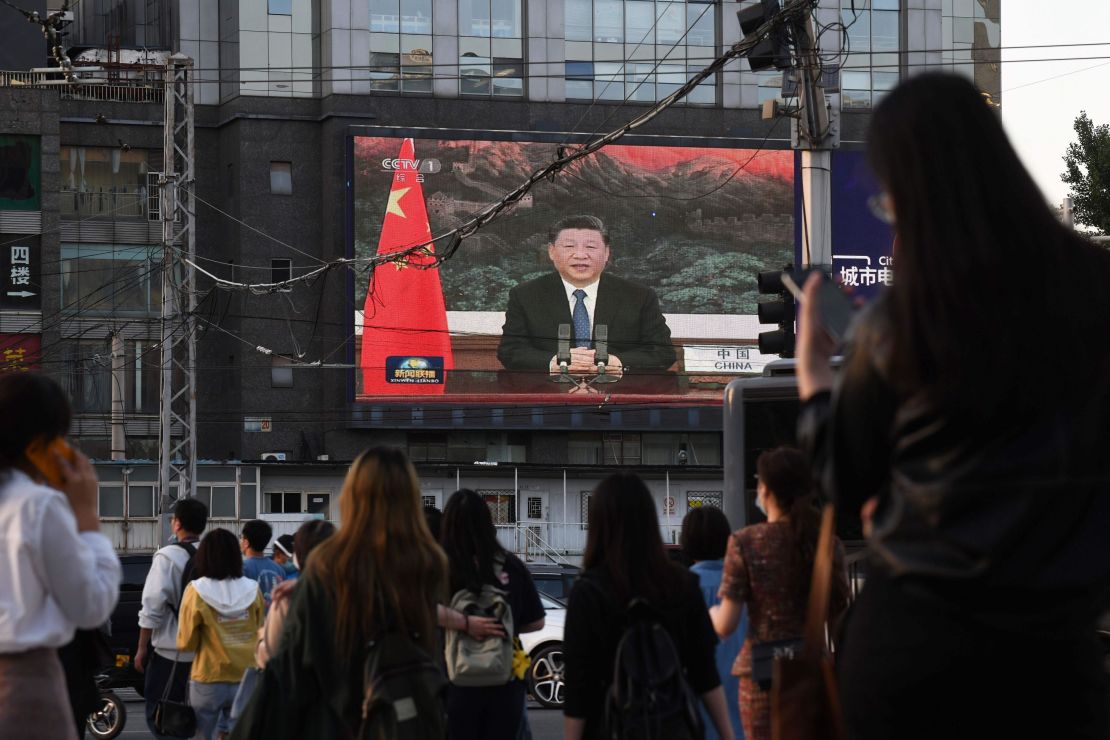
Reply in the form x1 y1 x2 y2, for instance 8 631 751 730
794 150 894 303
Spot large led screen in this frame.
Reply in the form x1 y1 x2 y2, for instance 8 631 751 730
351 133 794 403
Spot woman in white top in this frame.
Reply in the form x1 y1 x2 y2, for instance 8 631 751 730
0 373 121 740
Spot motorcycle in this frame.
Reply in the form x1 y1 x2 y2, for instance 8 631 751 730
86 665 142 740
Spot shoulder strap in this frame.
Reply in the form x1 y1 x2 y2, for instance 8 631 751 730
169 541 197 619
801 505 836 658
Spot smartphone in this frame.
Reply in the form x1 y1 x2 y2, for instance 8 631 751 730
781 271 856 342
25 437 76 489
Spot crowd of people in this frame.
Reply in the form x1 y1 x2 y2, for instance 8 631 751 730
1 72 1108 740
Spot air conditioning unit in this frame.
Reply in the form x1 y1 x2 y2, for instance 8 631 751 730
261 452 287 462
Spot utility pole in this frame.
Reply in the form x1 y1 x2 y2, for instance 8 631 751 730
792 8 838 268
158 53 197 540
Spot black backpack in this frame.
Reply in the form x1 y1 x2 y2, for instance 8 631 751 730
604 599 704 740
358 629 447 740
170 541 198 618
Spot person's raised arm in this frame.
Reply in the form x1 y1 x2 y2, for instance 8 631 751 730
796 272 837 401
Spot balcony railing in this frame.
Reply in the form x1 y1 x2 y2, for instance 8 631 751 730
0 69 164 104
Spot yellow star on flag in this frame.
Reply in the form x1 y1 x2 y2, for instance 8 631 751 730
386 187 411 218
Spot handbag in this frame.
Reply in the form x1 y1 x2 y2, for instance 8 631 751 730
770 504 845 740
751 637 804 690
153 653 197 738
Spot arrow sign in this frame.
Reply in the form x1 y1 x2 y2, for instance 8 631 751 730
6 291 36 298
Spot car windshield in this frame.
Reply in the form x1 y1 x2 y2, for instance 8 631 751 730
540 593 565 610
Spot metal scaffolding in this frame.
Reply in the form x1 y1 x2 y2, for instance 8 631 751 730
158 53 196 533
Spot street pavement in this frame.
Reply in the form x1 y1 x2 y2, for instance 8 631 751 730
106 690 563 739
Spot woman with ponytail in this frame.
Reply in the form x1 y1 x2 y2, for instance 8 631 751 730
709 446 849 740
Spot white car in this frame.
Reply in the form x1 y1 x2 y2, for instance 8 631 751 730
521 593 566 708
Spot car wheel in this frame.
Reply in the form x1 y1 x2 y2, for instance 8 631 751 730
527 644 565 709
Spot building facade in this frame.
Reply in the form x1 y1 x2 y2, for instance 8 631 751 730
1 0 1001 555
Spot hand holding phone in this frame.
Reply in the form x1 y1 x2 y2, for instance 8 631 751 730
26 437 100 531
781 271 856 342
25 437 77 489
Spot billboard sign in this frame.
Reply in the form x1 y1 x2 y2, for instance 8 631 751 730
0 237 41 310
351 132 797 403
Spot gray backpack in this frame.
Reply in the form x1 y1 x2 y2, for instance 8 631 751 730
444 557 514 687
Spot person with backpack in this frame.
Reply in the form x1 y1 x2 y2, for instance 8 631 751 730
439 489 546 740
136 496 208 739
177 528 265 740
229 447 448 740
709 447 849 740
563 472 734 740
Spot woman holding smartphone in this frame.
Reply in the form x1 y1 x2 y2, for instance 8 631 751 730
796 73 1110 740
0 373 121 740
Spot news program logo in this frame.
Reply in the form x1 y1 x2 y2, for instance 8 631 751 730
386 356 445 384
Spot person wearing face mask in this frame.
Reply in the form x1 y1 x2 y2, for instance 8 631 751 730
708 447 850 740
271 535 298 581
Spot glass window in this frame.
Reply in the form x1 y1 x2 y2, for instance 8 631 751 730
99 486 124 517
271 356 294 388
370 51 401 91
492 58 524 96
306 493 330 515
491 0 521 38
687 68 715 105
563 1 718 105
63 340 110 413
270 162 292 195
594 0 623 42
565 0 592 40
240 484 257 518
656 2 685 44
460 0 490 36
371 0 400 32
400 0 432 33
211 487 237 518
686 3 715 46
60 146 155 219
265 491 302 514
871 10 899 52
268 0 291 14
194 485 212 511
401 40 433 93
128 485 155 517
271 258 292 284
626 2 655 44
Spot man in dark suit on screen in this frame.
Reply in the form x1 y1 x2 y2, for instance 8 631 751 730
497 215 676 376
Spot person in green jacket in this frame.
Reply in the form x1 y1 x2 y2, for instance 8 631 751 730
177 528 264 740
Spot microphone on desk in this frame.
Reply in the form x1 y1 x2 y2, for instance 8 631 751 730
592 324 618 383
554 324 574 383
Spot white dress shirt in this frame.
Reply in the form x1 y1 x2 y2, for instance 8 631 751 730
0 470 121 653
561 278 600 335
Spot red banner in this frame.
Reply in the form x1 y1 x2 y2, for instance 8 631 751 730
360 138 454 395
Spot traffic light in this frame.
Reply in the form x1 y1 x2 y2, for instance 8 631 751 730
757 266 796 357
737 0 793 72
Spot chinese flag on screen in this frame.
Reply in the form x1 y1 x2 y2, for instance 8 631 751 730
360 139 453 395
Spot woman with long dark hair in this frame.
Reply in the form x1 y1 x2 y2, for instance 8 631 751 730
796 72 1110 739
564 472 734 740
0 373 120 740
230 447 447 739
710 447 849 740
439 488 545 740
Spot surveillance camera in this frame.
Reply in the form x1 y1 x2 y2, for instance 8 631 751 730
677 450 689 465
